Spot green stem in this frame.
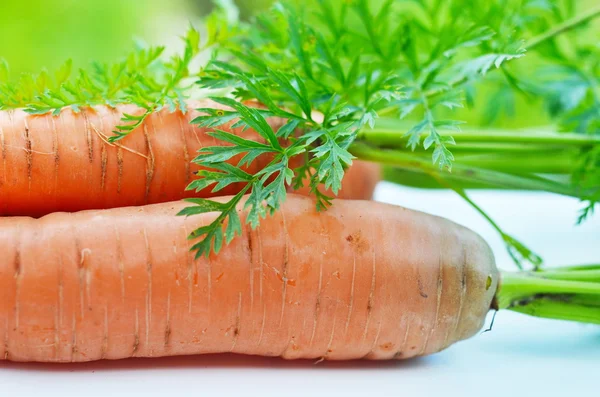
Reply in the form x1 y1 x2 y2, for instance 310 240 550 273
499 272 600 304
356 119 600 192
363 120 600 146
381 149 578 174
382 167 497 189
496 269 600 324
532 269 600 282
524 5 600 50
349 142 592 199
452 152 577 174
428 143 573 153
508 298 600 324
549 263 600 272
531 264 600 282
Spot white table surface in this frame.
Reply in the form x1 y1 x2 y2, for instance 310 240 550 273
2 182 599 397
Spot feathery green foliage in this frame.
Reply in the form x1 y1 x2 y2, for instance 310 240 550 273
182 0 599 265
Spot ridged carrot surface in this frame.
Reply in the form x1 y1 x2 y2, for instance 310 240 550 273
0 100 281 216
0 195 497 363
0 101 380 217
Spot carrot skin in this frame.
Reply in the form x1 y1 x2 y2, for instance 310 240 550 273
0 195 497 363
0 103 380 216
0 101 279 217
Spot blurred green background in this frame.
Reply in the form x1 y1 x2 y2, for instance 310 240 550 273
0 0 268 74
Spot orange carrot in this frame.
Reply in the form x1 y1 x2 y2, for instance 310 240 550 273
0 194 497 362
0 100 284 217
0 102 379 217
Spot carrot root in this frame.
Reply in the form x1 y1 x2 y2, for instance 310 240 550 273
0 102 380 217
0 195 497 363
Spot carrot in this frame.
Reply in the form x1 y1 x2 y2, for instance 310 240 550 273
0 194 497 362
0 101 379 217
0 100 283 217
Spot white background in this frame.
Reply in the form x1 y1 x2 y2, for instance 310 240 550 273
1 182 598 397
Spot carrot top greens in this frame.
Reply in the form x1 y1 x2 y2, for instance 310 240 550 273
1 0 599 267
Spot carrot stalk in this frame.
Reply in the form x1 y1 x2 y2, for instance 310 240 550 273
496 269 600 324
